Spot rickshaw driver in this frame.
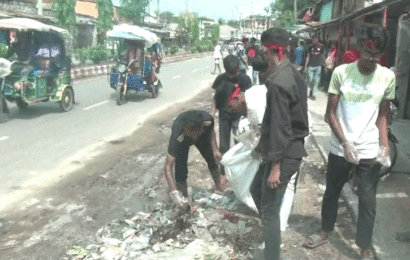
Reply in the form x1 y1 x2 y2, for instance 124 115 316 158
164 110 227 209
120 40 143 73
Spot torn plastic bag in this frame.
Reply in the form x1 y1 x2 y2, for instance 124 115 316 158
220 143 261 213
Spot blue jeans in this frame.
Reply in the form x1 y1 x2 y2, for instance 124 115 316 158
306 66 322 96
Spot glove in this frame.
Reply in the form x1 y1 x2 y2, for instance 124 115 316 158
376 146 391 167
169 190 190 210
342 141 360 165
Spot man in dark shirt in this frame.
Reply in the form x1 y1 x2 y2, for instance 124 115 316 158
246 37 261 85
250 28 309 260
164 110 225 209
211 55 252 175
305 36 325 100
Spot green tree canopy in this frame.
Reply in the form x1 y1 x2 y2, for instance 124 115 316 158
269 0 314 28
96 0 114 34
218 18 225 25
227 19 240 28
210 25 220 44
51 0 77 31
119 0 150 24
159 11 176 24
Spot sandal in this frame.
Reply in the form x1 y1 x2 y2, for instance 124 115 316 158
302 233 328 249
396 230 410 243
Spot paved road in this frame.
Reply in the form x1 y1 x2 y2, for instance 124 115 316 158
0 54 218 211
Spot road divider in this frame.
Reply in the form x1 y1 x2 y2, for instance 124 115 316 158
173 75 181 79
83 100 109 111
0 136 10 142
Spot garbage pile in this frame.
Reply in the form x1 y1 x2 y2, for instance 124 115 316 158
66 190 263 260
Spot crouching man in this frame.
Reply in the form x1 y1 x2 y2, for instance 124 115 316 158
164 110 227 209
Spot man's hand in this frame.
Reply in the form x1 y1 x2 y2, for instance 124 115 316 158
342 141 360 165
376 145 391 167
214 149 222 163
169 190 190 210
267 166 281 189
251 148 261 159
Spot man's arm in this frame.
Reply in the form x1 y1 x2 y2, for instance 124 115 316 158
164 154 177 192
376 99 390 149
210 128 222 162
305 53 310 70
325 94 347 144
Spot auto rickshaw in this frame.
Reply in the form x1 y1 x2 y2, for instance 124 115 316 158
107 24 163 105
0 18 74 115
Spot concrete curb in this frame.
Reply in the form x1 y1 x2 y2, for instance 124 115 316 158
70 52 212 81
310 133 359 226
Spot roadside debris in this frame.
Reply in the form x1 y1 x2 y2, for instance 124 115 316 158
66 190 263 260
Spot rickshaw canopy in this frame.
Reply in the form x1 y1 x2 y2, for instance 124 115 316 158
107 24 159 47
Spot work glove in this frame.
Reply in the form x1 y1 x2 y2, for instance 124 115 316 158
169 190 190 210
342 141 360 165
376 146 391 168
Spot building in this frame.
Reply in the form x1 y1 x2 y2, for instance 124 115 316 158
241 15 275 40
219 25 239 41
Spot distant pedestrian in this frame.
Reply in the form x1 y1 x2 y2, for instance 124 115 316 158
164 110 226 210
323 41 338 92
237 38 249 75
245 37 260 85
295 40 305 67
303 23 394 260
305 36 326 100
213 43 223 74
251 27 309 260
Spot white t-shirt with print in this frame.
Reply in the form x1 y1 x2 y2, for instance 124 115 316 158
328 61 395 159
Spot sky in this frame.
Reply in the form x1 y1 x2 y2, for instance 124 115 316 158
112 0 273 21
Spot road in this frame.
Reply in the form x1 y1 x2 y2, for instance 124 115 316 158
0 54 217 211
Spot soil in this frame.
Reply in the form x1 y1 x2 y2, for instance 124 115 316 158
0 86 360 260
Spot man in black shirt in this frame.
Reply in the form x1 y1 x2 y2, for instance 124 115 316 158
246 37 261 85
164 110 226 209
305 36 325 100
211 55 252 175
250 28 309 260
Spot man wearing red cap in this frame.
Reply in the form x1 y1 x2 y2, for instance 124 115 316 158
251 27 309 260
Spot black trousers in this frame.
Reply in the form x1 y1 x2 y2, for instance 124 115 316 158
250 158 302 260
322 153 381 249
174 135 218 184
218 113 239 175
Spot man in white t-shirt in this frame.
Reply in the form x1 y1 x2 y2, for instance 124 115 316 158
303 23 394 259
213 43 223 74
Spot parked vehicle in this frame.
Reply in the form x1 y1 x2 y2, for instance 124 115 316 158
0 18 74 117
107 24 163 105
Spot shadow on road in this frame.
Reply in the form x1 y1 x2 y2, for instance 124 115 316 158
108 92 154 104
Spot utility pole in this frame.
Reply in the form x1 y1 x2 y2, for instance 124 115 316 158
157 0 159 23
37 0 43 16
294 0 297 24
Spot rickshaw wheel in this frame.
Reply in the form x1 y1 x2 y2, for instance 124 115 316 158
16 98 29 109
59 87 74 112
116 82 126 105
151 83 159 98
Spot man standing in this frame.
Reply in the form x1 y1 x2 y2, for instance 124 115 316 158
251 28 309 260
164 110 226 209
295 40 305 67
245 37 260 85
303 23 394 260
212 55 252 175
213 43 223 74
305 36 325 100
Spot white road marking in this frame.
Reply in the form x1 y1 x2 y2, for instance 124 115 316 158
376 192 409 198
204 66 210 68
192 69 199 72
83 100 109 111
173 75 181 79
0 136 10 142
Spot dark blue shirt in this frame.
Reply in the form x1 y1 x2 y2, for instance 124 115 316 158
295 46 305 65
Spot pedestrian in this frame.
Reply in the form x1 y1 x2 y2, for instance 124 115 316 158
211 55 252 175
164 110 227 210
295 40 305 67
237 38 249 75
213 43 223 74
322 41 338 92
245 37 260 85
250 27 310 260
303 23 395 260
305 36 326 100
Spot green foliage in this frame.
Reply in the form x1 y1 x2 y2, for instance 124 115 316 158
210 25 220 44
119 0 149 24
0 44 9 58
218 18 225 25
170 45 178 55
176 13 200 45
96 0 114 34
159 11 176 24
51 0 77 31
269 0 313 28
75 45 111 64
227 20 240 28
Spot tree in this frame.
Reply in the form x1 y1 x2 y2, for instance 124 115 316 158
96 0 114 34
227 19 240 28
210 25 220 44
119 0 150 24
159 11 176 24
50 0 77 31
269 0 313 29
218 18 225 25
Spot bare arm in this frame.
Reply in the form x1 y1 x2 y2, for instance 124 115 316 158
305 54 310 69
325 93 347 144
164 154 177 192
376 100 390 149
